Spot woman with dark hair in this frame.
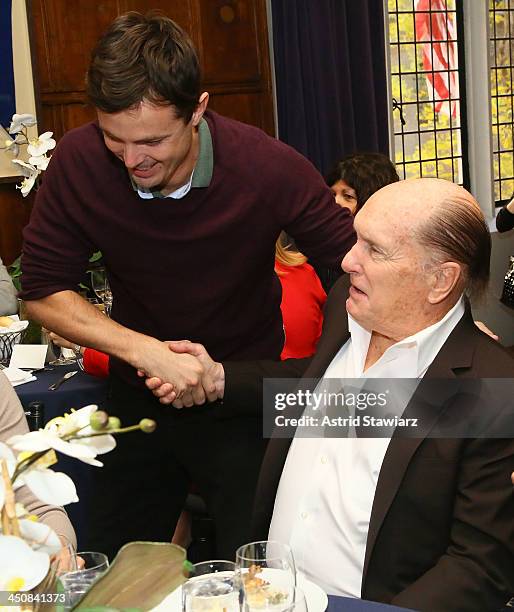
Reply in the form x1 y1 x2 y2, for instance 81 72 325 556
316 152 400 291
325 152 400 215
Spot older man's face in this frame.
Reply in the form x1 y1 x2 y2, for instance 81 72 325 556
341 191 434 340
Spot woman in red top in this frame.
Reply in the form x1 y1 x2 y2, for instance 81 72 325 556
274 239 326 359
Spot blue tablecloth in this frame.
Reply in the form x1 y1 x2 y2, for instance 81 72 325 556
328 595 414 611
15 364 109 547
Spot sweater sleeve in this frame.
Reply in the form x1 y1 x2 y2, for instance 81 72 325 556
20 129 97 301
83 348 110 378
496 205 514 232
0 373 77 548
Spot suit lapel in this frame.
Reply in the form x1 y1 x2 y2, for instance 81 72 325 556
362 306 478 581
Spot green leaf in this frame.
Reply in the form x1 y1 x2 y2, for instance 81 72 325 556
71 542 187 611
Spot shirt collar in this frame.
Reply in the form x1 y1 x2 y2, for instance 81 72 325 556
347 296 466 377
131 117 213 200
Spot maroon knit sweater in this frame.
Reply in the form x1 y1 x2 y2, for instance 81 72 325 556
21 110 355 386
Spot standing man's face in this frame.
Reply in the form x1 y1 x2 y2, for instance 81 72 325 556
97 95 207 195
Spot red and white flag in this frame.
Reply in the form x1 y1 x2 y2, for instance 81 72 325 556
415 0 460 118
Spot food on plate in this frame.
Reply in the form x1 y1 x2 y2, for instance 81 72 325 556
242 565 288 608
0 316 14 328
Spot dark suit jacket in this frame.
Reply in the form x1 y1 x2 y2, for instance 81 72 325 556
223 276 514 612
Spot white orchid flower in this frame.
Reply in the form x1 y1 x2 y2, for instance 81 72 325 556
17 172 40 197
27 132 56 157
11 158 37 177
8 113 37 134
9 405 116 468
0 443 16 511
28 154 50 171
0 441 78 508
11 159 41 195
0 536 49 591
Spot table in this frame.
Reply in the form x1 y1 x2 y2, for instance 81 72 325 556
328 595 414 611
15 364 109 547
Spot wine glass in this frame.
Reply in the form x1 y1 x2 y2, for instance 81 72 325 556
236 541 296 612
41 328 77 366
182 560 241 612
90 268 113 317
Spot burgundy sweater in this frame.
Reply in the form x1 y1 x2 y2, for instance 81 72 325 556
21 110 355 386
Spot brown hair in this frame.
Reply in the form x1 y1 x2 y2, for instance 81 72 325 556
416 196 491 299
86 11 201 122
325 153 399 212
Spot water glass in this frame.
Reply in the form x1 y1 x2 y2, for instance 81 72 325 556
236 541 296 611
59 551 109 609
182 560 240 612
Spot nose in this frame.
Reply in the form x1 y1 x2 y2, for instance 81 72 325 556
341 242 361 274
122 144 145 169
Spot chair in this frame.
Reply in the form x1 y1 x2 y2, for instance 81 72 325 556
184 492 216 562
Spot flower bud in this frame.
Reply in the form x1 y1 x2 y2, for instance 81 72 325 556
139 418 157 434
108 416 121 430
90 411 109 430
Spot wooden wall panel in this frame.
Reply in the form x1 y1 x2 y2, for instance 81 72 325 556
208 92 274 135
198 1 261 84
30 1 120 93
0 184 33 265
29 0 274 137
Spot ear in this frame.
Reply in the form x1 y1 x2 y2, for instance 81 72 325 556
427 262 462 304
191 92 209 127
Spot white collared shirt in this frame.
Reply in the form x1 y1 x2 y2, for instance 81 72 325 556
135 169 195 200
268 297 465 597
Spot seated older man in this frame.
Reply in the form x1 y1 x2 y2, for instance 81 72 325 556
147 178 514 611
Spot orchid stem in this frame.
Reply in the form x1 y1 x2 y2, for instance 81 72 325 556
70 424 143 440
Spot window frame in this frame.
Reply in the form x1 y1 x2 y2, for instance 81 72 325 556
384 0 497 223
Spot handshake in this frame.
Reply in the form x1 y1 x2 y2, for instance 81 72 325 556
138 340 226 409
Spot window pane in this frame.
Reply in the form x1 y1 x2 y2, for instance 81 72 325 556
388 0 466 185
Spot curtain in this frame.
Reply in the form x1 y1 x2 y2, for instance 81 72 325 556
0 0 15 127
271 0 389 175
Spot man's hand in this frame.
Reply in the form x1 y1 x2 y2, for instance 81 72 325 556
135 338 210 401
474 320 499 341
144 340 225 407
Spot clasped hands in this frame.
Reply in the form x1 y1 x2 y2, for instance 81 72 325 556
139 340 225 408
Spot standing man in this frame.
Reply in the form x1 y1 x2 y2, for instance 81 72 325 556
20 12 354 557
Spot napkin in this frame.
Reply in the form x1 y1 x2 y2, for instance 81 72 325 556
3 366 36 387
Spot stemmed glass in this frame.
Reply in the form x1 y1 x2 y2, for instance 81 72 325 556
41 328 76 366
182 560 240 612
90 267 113 317
58 550 109 610
236 541 297 612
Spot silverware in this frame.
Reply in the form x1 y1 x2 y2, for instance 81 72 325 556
48 370 78 391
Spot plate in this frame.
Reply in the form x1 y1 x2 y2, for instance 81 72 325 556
297 573 328 612
150 572 328 612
